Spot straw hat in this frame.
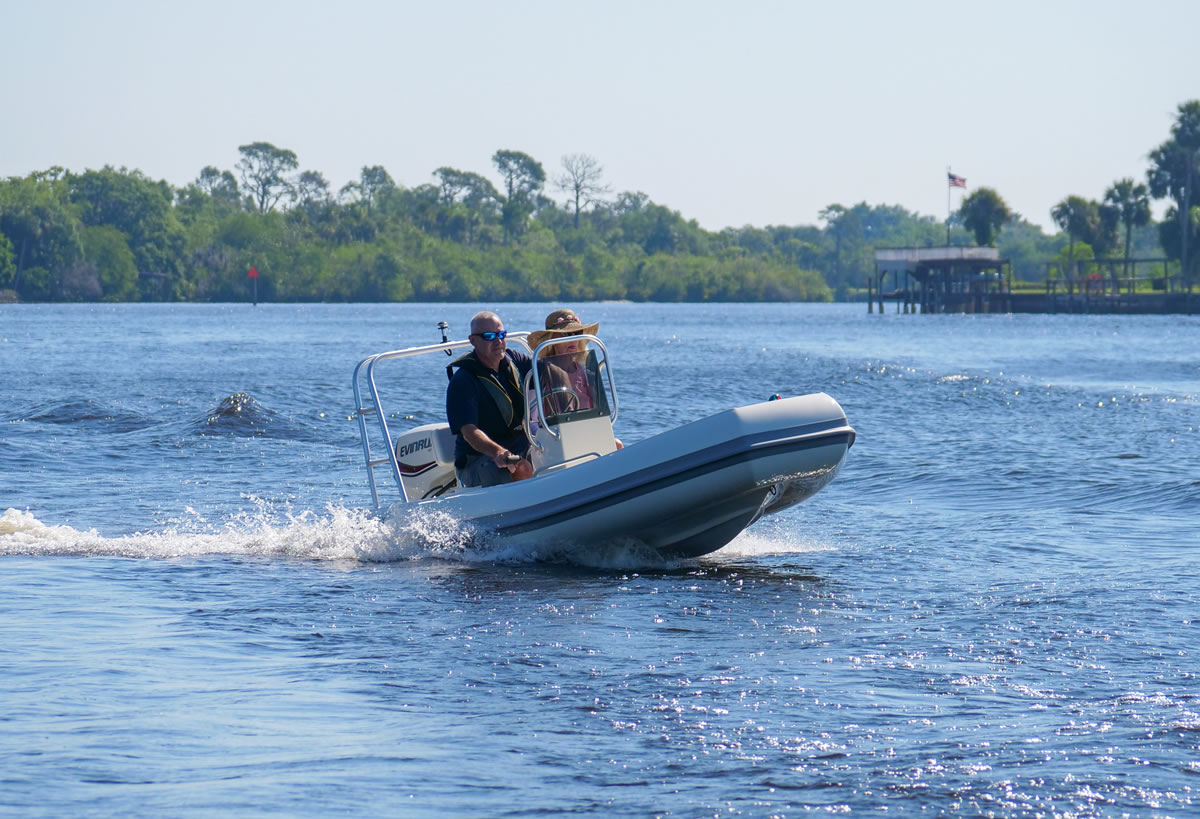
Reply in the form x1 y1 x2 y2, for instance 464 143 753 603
527 308 599 350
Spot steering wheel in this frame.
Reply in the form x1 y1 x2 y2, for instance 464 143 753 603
542 385 581 414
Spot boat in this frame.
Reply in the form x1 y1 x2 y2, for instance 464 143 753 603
352 326 855 559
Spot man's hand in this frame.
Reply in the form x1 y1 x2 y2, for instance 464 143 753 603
462 424 531 480
491 449 520 470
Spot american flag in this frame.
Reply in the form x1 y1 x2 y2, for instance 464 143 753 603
948 173 967 189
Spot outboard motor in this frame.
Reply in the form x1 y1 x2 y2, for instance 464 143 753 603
393 423 457 499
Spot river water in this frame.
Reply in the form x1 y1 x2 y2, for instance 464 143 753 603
2 302 1197 816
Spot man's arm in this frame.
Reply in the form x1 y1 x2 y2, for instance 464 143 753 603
459 424 519 470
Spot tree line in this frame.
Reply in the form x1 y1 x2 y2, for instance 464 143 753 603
1 101 1196 303
954 100 1199 280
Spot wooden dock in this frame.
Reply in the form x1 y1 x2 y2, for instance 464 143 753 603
872 247 1197 315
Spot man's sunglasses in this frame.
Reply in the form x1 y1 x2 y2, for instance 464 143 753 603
472 330 507 341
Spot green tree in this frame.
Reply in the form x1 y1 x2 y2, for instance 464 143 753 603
997 216 1063 282
612 190 648 215
236 141 298 213
1051 195 1095 277
67 167 184 287
1147 100 1200 279
339 165 396 213
958 187 1011 246
333 166 399 244
1157 203 1200 271
79 224 138 300
1051 240 1095 280
1093 203 1122 258
818 204 875 291
1104 178 1151 278
0 231 16 288
294 170 330 204
432 167 501 245
292 170 332 223
492 149 545 243
0 172 82 300
195 166 241 210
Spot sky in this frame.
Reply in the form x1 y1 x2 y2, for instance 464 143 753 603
3 0 1198 232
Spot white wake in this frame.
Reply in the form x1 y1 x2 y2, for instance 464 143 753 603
1 505 835 566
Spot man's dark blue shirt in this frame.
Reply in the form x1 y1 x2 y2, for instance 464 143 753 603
446 349 532 466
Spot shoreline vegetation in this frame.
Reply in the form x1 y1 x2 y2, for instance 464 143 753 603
1 102 1196 305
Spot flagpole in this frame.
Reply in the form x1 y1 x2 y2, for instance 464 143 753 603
946 167 952 245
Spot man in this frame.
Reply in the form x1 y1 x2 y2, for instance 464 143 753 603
446 311 534 487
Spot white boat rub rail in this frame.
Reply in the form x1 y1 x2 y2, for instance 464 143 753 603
475 413 856 537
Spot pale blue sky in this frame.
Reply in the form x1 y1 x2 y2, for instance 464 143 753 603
3 0 1197 231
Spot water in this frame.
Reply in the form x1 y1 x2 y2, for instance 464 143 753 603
2 303 1198 816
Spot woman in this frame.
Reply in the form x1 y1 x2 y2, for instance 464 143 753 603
525 309 622 448
526 309 600 415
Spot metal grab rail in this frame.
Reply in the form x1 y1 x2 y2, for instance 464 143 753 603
351 333 531 508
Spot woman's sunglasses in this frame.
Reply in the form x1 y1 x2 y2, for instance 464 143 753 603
472 330 507 341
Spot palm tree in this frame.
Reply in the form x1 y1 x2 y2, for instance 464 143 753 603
958 187 1011 247
1147 101 1200 282
1104 179 1151 279
1051 196 1094 280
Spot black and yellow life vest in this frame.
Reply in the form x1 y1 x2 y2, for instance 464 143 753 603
449 352 524 432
